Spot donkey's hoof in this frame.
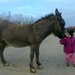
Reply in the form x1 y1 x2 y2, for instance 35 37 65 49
30 68 36 73
4 63 9 67
38 65 43 69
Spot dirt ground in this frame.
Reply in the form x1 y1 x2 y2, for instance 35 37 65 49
0 35 75 75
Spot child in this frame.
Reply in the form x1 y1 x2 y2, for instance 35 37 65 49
59 28 75 67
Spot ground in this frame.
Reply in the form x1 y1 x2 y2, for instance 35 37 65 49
0 35 75 75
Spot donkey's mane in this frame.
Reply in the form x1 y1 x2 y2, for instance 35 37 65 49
35 13 54 23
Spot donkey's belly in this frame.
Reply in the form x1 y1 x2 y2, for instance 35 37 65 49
2 30 30 47
3 36 30 47
6 40 29 47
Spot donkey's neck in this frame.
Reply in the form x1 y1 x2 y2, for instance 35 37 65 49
34 20 55 40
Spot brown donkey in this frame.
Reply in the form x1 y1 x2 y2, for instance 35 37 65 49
0 9 65 73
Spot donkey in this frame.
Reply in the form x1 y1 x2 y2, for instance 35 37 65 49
0 9 65 73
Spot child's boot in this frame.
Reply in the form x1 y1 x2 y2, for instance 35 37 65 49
66 62 69 66
73 64 75 67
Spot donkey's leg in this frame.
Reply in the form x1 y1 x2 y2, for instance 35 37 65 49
30 45 36 73
0 41 9 66
34 45 43 69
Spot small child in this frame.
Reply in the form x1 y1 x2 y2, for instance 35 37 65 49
59 28 75 67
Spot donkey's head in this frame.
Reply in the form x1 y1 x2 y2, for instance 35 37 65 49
53 8 65 38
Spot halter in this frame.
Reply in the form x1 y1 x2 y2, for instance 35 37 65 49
53 16 64 37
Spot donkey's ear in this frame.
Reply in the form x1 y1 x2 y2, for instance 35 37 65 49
55 8 62 18
55 8 60 16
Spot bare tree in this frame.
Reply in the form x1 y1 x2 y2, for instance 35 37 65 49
0 12 36 25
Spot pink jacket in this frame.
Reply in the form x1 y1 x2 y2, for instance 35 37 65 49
59 36 75 53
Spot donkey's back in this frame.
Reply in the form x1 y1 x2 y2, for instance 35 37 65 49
0 20 13 32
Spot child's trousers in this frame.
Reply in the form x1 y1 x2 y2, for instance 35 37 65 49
65 53 75 64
